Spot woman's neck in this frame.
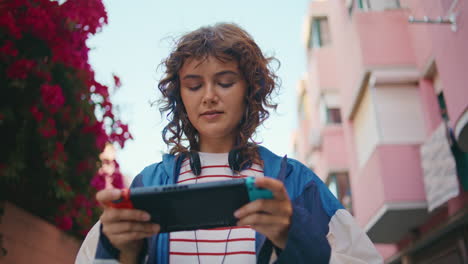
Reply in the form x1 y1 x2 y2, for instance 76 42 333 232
199 136 234 153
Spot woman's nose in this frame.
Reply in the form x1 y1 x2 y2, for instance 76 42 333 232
202 84 219 105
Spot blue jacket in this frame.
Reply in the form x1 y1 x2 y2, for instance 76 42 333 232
95 146 345 263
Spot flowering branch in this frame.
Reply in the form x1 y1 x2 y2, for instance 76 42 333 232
0 0 132 238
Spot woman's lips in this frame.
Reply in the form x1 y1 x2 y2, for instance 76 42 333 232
201 112 223 120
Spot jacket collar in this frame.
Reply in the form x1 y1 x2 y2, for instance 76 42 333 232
162 153 176 185
161 146 288 263
162 145 288 183
257 145 283 179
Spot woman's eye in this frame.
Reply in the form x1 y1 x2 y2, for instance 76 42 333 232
188 84 202 91
219 82 234 88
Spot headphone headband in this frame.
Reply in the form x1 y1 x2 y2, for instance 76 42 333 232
188 148 250 176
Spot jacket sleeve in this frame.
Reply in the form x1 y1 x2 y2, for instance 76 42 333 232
327 209 383 264
276 163 382 264
275 179 332 263
75 221 103 264
94 173 148 263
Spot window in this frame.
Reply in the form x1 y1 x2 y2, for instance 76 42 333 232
357 0 364 9
357 0 400 11
327 108 342 124
327 172 353 213
347 0 355 16
308 17 331 49
319 93 342 125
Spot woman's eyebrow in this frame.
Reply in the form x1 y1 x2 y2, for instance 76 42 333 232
214 70 238 78
181 71 238 81
181 74 202 81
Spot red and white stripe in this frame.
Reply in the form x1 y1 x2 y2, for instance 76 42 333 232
169 152 263 263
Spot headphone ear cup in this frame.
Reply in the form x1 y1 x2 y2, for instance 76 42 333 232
189 151 202 176
228 148 241 172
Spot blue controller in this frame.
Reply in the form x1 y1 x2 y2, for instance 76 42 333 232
245 177 274 201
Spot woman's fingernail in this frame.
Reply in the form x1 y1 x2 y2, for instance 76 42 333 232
142 213 151 221
153 224 160 232
234 210 240 218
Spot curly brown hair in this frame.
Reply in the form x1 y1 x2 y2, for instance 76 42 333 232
158 23 279 167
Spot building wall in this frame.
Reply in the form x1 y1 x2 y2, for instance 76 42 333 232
321 125 348 171
298 0 468 262
403 0 468 132
0 202 80 264
353 10 416 67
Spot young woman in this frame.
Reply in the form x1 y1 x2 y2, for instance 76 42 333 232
83 23 382 264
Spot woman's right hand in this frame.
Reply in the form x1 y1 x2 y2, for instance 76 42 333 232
96 189 160 262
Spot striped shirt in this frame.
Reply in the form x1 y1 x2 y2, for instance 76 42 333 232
169 152 264 264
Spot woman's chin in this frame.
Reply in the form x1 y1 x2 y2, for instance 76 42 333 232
198 129 236 142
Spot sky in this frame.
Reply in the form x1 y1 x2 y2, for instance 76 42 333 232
88 0 310 180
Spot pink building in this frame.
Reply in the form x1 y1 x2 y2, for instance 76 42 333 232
295 0 468 263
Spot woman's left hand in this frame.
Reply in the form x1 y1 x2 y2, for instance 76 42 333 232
234 177 292 249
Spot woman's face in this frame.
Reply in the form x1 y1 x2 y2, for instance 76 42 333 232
179 56 247 152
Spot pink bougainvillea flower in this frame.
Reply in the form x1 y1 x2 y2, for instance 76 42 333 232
91 171 106 190
1 0 134 237
76 160 91 173
112 74 121 88
83 115 90 125
101 99 112 109
57 179 65 187
70 208 78 218
21 5 57 43
51 30 90 70
60 106 72 123
30 106 44 122
60 0 108 34
73 194 90 208
6 59 36 79
58 204 67 213
82 217 91 226
83 120 109 150
35 70 52 82
52 142 67 163
79 229 89 237
111 169 125 189
56 178 71 191
103 110 114 119
110 121 133 148
55 215 73 231
102 99 114 119
91 81 109 97
0 40 19 57
0 11 22 39
95 129 109 152
39 118 57 138
40 84 65 114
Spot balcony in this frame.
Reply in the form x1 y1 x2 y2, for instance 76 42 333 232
356 145 429 243
338 7 419 121
350 73 429 243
